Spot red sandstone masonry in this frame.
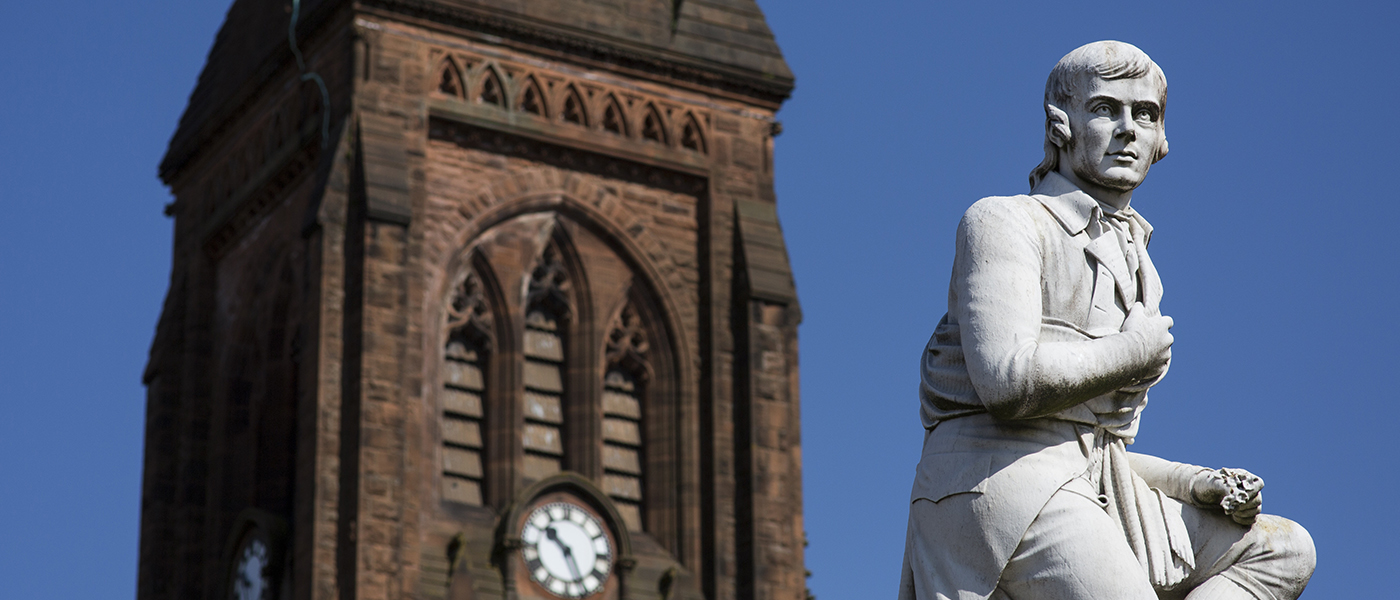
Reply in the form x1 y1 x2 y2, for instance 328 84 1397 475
140 2 802 599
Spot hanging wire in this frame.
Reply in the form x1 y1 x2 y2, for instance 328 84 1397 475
290 0 332 148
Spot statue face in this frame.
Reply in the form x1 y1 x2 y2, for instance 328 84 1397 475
1063 75 1165 194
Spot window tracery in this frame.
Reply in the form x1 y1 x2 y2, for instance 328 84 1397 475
680 114 705 153
442 267 493 505
519 77 546 117
522 243 570 484
436 57 463 97
477 66 505 107
562 86 586 126
602 301 649 531
602 96 626 135
641 105 666 144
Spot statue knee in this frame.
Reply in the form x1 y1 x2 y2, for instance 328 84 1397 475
1253 515 1316 594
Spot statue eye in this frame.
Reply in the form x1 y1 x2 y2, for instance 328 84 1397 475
1135 109 1155 123
1093 105 1112 116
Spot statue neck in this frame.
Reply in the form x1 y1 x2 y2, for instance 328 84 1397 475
1055 164 1134 211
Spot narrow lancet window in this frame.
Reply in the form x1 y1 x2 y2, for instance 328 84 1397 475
602 302 649 531
442 268 492 505
522 244 570 484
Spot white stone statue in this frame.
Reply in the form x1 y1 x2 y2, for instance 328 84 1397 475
898 41 1316 600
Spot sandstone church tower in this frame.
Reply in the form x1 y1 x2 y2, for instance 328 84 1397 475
137 2 802 600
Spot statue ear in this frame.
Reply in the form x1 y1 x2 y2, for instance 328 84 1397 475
1153 138 1170 163
1046 104 1071 148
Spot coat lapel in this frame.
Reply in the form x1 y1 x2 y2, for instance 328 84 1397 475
1084 233 1136 308
1031 173 1153 311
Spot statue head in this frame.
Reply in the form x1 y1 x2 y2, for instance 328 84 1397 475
1029 41 1169 202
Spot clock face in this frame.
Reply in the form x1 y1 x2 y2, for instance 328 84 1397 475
520 502 612 598
231 537 271 600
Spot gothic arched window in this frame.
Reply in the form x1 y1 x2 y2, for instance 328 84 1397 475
441 267 493 505
602 301 650 532
522 243 570 484
429 212 683 544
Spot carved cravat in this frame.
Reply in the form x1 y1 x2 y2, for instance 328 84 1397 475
1100 206 1141 303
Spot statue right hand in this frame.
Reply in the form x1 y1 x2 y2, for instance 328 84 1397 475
1192 468 1264 525
1122 302 1173 377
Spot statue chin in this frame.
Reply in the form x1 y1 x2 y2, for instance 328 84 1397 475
1070 164 1148 198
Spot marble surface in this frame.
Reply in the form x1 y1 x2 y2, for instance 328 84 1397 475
899 41 1316 600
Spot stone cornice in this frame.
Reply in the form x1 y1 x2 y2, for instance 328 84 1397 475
160 0 791 187
357 0 794 108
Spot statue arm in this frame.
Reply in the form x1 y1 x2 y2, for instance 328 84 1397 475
1128 452 1265 523
955 199 1164 420
1126 451 1213 504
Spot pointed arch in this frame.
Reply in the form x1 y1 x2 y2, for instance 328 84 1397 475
518 76 546 117
601 297 651 532
435 56 464 97
475 65 505 107
521 235 573 484
440 255 497 506
560 85 587 126
428 188 700 553
640 104 667 145
679 113 706 154
601 95 627 136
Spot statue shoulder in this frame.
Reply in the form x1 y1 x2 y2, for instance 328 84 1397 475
959 194 1047 237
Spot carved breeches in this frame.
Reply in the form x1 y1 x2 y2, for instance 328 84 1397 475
898 475 1316 600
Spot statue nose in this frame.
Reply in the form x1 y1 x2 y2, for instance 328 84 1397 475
1116 121 1137 141
1113 108 1139 141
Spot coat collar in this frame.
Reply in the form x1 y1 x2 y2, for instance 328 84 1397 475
1030 172 1154 245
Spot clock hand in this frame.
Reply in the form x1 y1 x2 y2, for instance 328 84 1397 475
545 526 584 581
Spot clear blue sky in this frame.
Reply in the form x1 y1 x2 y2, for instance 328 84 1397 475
1 1 1396 598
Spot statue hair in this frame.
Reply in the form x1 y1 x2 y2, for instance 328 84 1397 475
1028 41 1169 190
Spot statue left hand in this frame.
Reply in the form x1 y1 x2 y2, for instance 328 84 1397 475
1192 468 1264 526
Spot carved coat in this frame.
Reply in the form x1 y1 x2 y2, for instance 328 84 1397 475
905 172 1194 599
